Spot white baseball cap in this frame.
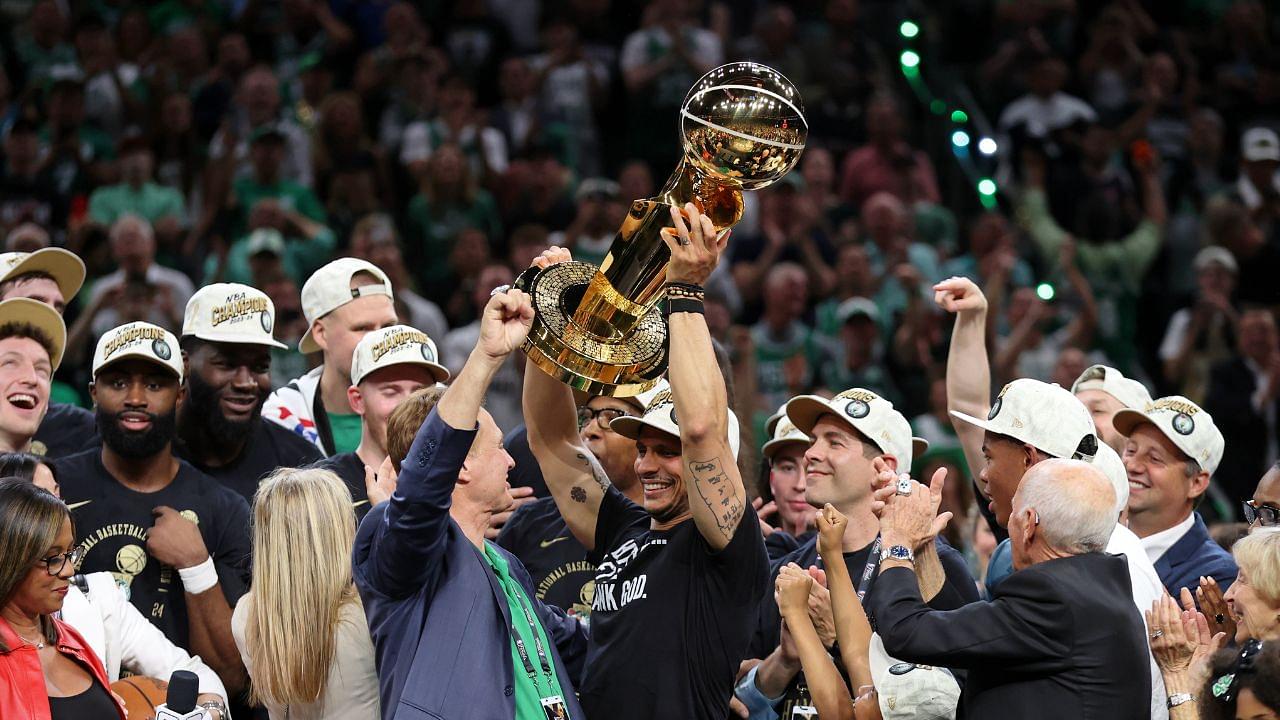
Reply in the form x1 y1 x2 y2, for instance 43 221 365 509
298 258 394 353
0 298 66 369
785 388 928 470
0 248 86 301
1192 246 1239 274
764 402 788 438
93 321 184 381
1070 364 1152 411
951 379 1098 461
182 283 287 349
610 380 742 460
1092 443 1129 517
1113 396 1225 475
350 324 449 386
762 410 810 459
1242 127 1280 163
868 634 959 720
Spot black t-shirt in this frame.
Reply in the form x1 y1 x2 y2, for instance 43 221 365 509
308 451 375 523
579 486 769 720
496 497 596 617
175 418 324 505
33 403 100 459
56 450 252 649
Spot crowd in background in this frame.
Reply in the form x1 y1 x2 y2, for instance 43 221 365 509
2 0 1280 719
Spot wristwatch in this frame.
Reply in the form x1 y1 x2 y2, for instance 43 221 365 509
1167 693 1194 708
200 699 229 719
882 545 914 563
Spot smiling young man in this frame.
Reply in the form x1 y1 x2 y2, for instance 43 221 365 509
56 322 252 696
311 323 449 521
0 298 67 453
0 246 98 459
174 284 322 504
262 258 400 456
1114 396 1237 597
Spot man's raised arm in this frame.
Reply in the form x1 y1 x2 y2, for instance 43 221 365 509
666 203 746 551
935 276 991 481
522 247 613 551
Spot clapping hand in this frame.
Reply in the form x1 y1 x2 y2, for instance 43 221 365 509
776 563 814 619
1147 593 1226 685
1183 576 1237 642
872 466 952 552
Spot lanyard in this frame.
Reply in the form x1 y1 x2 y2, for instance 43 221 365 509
818 535 881 601
509 587 554 694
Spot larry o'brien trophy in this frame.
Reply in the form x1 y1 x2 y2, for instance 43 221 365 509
516 62 807 396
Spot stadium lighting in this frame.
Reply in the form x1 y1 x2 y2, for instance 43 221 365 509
900 20 919 38
977 178 997 197
1036 283 1056 301
900 50 920 69
951 130 970 148
950 110 968 124
978 137 998 156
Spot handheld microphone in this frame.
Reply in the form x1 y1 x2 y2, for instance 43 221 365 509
155 670 203 719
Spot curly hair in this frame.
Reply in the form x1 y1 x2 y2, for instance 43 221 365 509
1201 642 1280 720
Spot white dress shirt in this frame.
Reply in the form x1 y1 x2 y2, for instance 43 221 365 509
1139 513 1196 565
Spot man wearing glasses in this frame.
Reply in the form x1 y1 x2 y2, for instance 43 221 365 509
498 373 661 620
1244 462 1280 528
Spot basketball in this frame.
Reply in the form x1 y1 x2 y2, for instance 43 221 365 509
111 675 168 720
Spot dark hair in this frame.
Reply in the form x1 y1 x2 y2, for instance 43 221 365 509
0 270 57 298
0 478 69 651
1203 642 1280 720
0 322 55 361
0 452 56 486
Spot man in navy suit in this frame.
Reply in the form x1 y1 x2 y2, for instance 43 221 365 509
353 287 588 720
1114 395 1237 597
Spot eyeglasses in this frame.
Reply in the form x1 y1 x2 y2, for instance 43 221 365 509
38 547 84 577
1242 499 1280 527
577 407 633 430
1211 639 1264 704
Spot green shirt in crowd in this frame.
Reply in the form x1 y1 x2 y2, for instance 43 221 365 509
88 182 186 226
482 542 570 720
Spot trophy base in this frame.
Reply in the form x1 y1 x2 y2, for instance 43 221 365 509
515 261 667 398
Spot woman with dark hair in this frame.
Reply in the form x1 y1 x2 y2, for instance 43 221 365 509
1203 640 1279 720
0 478 125 719
0 452 59 496
0 453 230 715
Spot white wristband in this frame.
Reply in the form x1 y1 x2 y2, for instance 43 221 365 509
178 556 218 595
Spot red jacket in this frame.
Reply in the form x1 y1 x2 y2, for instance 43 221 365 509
0 615 126 720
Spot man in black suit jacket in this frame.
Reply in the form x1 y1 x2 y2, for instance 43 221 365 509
1206 308 1280 504
868 459 1150 720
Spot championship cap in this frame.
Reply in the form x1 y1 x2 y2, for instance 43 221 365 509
950 379 1098 461
182 283 287 349
764 402 788 438
350 324 449 386
610 380 742 460
93 322 184 380
785 388 928 470
868 634 960 720
298 258 394 354
762 409 810 459
0 248 87 301
1070 364 1152 411
0 298 66 369
1113 396 1225 476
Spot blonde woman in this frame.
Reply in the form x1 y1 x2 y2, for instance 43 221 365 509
231 468 380 719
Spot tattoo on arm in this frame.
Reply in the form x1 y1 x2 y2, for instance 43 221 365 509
689 457 744 541
570 486 588 503
576 451 611 491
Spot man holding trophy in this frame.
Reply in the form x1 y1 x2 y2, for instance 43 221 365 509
517 62 805 719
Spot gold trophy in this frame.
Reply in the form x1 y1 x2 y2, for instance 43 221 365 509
516 62 807 396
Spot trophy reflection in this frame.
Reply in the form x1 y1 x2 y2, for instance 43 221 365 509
516 62 807 396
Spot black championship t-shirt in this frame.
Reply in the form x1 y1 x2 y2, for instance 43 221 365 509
580 486 769 720
308 451 378 523
33 403 100 459
56 450 252 649
176 418 324 505
496 497 596 618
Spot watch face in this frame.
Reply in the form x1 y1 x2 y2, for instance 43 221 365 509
887 545 912 560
